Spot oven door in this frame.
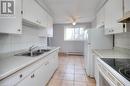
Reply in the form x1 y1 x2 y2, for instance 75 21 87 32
99 72 115 86
97 59 116 86
97 58 124 86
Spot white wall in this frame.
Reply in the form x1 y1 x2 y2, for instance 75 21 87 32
115 32 130 49
51 23 91 54
0 25 47 53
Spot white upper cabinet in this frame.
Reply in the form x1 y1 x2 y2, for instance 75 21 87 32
96 6 105 28
39 14 53 37
0 0 22 34
0 0 49 34
124 0 130 13
104 0 124 35
47 15 53 37
23 0 47 28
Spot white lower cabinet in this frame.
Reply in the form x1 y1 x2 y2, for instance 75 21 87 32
17 58 49 86
93 53 100 86
16 72 36 86
0 50 59 86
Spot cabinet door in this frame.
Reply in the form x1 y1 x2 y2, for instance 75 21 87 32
96 6 105 28
33 61 49 86
47 15 53 37
52 50 59 70
23 0 37 23
0 0 22 34
105 0 123 35
17 59 48 86
124 0 130 13
23 0 47 27
16 73 36 86
39 9 48 27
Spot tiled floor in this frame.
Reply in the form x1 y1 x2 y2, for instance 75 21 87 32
47 55 96 86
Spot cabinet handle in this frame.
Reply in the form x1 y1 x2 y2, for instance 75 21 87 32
123 24 126 28
112 29 114 32
21 11 23 14
31 74 35 78
17 29 21 32
19 74 23 78
123 24 126 32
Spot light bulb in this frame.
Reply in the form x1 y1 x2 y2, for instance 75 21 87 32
72 22 76 26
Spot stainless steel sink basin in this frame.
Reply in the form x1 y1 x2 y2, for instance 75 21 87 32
39 49 51 52
15 49 51 57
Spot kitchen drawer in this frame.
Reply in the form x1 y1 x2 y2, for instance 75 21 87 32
107 71 124 86
0 57 47 86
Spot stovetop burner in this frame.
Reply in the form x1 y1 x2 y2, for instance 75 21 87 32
101 58 130 81
119 68 130 81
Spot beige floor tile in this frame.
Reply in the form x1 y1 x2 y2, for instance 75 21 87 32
47 79 61 86
64 68 75 74
75 74 87 82
60 80 74 86
75 69 86 75
75 66 84 70
86 77 96 83
52 72 64 80
74 81 87 86
87 83 96 86
63 73 74 81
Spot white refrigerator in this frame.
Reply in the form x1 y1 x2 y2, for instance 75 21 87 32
84 28 113 77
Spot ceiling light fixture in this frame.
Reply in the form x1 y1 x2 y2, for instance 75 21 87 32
72 22 76 26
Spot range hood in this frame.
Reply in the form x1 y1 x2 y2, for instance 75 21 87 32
118 11 130 23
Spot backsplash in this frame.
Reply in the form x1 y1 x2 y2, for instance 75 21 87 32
0 25 47 53
115 32 130 49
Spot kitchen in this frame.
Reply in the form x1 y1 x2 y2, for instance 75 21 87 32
0 0 130 86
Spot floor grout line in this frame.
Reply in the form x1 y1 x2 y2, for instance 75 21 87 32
74 64 75 86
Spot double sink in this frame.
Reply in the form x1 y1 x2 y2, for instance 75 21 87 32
15 49 51 57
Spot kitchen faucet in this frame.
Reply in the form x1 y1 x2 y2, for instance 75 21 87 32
28 45 38 56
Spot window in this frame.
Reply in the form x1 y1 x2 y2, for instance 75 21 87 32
64 27 84 41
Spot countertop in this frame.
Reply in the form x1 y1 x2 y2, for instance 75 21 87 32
0 47 60 80
93 48 130 85
93 48 130 59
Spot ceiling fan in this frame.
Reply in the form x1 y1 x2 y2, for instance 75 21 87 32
67 16 85 25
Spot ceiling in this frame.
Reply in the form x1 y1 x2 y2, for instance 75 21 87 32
42 0 106 24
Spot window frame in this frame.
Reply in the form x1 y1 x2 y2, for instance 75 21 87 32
64 26 85 41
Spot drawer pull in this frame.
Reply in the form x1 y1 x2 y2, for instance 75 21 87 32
31 74 35 78
19 74 23 78
17 29 21 32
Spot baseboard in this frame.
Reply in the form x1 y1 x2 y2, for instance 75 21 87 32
59 52 83 56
